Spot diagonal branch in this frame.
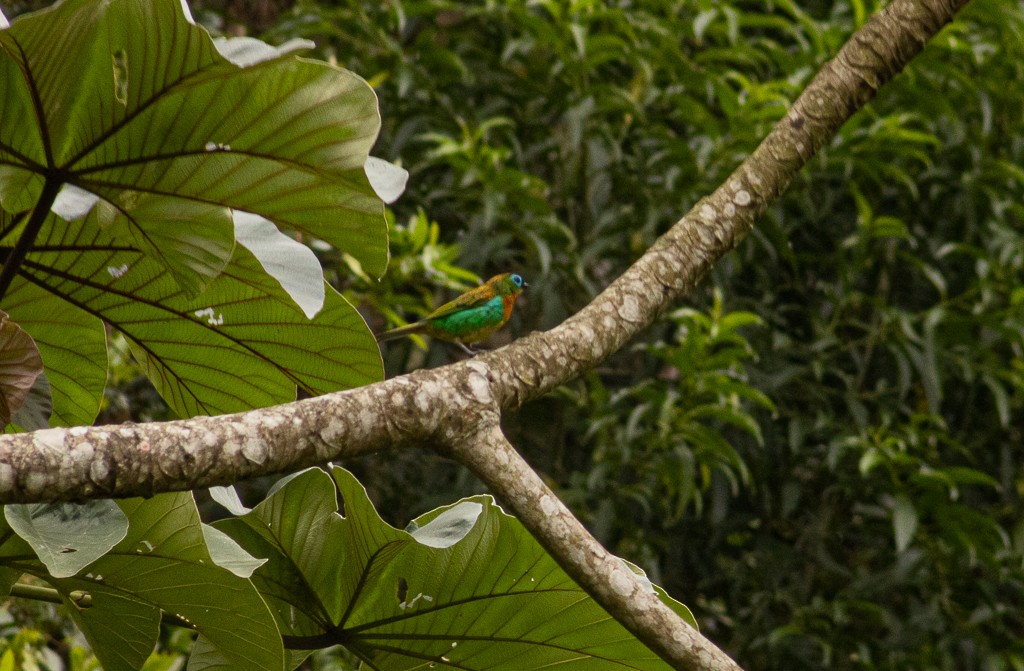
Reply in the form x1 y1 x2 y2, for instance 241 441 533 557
441 409 744 670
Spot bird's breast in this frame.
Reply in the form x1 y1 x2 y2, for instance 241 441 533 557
501 295 517 323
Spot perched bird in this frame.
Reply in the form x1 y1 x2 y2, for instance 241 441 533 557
376 273 527 353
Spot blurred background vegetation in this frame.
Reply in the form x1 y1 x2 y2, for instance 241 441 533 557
5 0 1024 669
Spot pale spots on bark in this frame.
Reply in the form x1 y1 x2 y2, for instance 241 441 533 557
609 568 636 598
241 437 269 465
88 458 110 485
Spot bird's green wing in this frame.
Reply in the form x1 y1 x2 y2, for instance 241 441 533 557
423 284 495 320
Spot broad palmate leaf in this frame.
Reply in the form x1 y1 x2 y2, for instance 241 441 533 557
215 466 695 670
0 493 284 671
0 0 387 422
0 0 385 284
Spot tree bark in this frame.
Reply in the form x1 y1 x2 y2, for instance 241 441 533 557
0 0 971 669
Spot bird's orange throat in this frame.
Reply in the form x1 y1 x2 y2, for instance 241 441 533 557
501 295 517 322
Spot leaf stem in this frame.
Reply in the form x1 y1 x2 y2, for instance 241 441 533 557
9 583 93 610
9 581 197 629
0 177 61 302
9 582 62 603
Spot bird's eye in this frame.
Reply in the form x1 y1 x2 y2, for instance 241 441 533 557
511 274 523 287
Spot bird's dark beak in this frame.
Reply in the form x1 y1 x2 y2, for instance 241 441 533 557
522 281 529 289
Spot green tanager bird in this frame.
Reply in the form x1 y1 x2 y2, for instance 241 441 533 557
376 273 527 352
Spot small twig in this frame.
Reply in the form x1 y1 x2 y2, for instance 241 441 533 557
9 582 193 629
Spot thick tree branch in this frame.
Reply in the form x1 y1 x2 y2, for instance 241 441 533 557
0 1 970 669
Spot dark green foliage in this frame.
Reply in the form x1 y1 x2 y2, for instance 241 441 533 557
243 1 1024 669
563 295 773 562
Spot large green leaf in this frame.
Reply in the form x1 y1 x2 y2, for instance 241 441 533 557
3 207 380 417
0 0 387 421
0 0 386 290
24 493 283 671
216 467 693 670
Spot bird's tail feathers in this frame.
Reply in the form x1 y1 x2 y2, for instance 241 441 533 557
375 322 424 343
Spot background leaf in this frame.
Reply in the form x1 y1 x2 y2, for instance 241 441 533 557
234 212 325 319
201 524 265 578
10 369 51 431
0 312 43 426
1 270 107 428
891 494 918 553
